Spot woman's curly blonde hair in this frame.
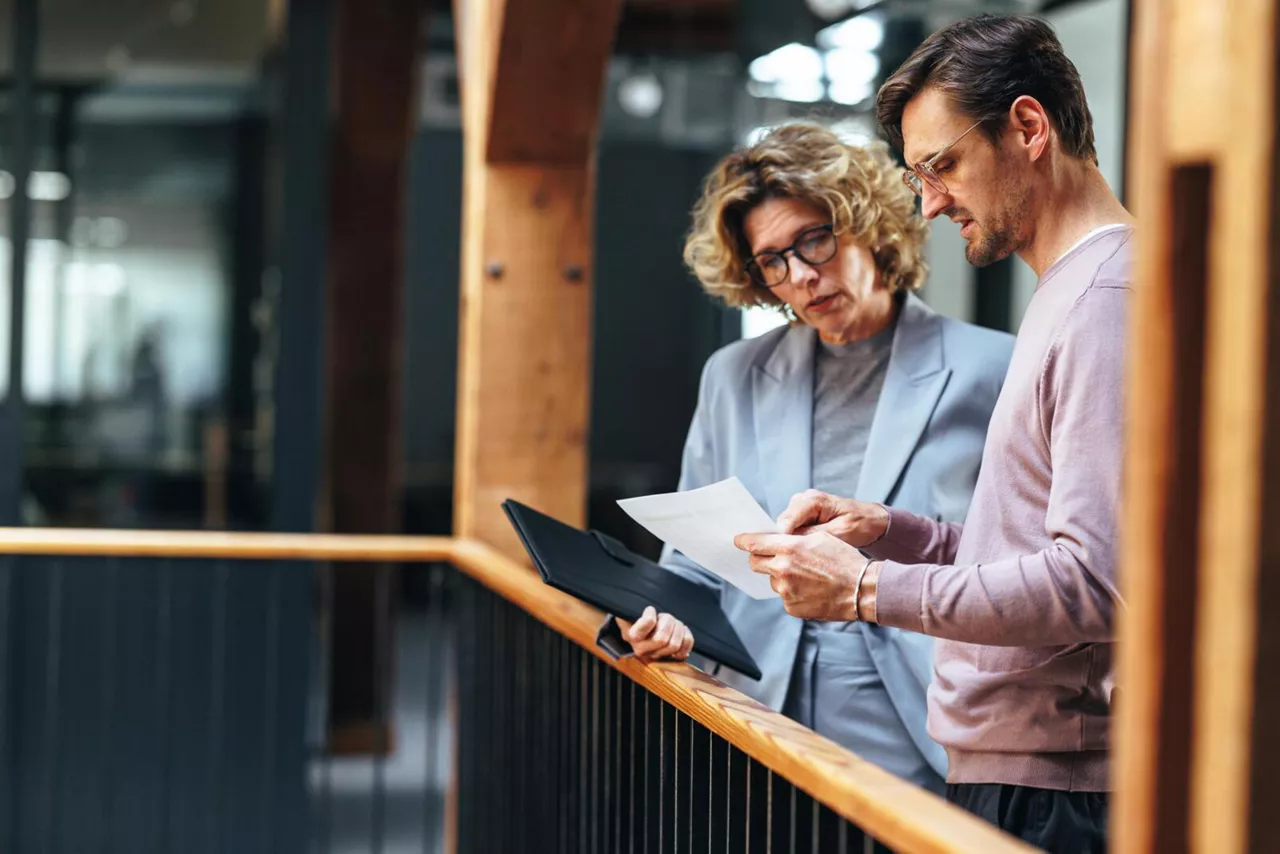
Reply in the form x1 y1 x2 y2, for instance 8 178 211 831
683 122 929 311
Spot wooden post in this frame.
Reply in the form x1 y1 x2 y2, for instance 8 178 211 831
1114 0 1280 851
323 0 422 749
452 0 623 558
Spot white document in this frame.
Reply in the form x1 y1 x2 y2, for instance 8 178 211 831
617 477 779 600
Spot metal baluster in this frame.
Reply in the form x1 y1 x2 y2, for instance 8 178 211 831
523 612 534 853
630 679 638 854
559 634 569 854
210 562 229 854
262 564 281 854
453 577 473 854
783 783 793 850
42 559 64 854
100 558 118 854
766 771 773 854
614 668 623 854
658 698 665 854
674 711 681 854
156 562 174 854
370 565 390 854
725 744 732 854
0 556 14 852
591 656 601 854
604 664 614 854
421 566 442 854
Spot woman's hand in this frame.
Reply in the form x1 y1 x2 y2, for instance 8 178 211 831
616 606 694 662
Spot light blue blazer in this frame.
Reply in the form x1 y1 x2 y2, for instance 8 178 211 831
661 293 1013 778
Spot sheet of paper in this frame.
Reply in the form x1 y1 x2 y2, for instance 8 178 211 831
617 477 779 600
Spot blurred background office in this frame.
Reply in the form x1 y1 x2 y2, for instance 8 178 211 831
0 0 1127 542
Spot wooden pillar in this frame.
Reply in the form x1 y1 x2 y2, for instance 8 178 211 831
1114 0 1280 851
452 0 623 558
323 0 422 747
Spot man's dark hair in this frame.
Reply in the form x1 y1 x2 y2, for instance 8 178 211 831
876 14 1097 164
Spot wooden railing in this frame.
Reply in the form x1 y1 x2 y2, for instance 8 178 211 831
0 529 1035 854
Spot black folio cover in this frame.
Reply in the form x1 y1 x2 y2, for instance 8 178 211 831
502 499 761 680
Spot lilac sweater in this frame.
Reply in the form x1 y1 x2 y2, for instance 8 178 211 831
867 227 1133 791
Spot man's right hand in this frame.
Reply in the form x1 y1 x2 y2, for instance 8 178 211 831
617 606 694 662
776 489 890 547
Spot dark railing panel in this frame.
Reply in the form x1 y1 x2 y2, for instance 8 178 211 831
451 574 889 854
3 556 313 854
0 536 1024 854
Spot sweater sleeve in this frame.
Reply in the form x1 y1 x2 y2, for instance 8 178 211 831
863 506 965 566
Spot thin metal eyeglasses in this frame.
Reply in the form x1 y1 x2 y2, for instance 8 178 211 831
902 120 983 197
744 224 837 288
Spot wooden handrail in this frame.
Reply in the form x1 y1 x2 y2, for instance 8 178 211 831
0 528 1034 854
0 527 457 561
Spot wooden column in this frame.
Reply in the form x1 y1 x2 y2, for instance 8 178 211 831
323 0 422 747
452 0 623 558
1115 0 1280 851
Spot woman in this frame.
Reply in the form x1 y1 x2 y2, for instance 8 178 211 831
618 122 1013 792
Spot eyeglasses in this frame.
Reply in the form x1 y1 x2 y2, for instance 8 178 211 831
902 120 983 197
744 224 837 288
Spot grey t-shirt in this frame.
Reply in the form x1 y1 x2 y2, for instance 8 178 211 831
810 321 895 498
790 317 943 787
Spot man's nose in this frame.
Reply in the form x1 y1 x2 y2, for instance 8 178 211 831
921 183 950 220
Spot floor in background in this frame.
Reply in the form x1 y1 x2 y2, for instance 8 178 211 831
309 610 452 854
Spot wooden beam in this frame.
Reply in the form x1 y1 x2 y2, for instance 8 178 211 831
453 0 622 558
324 0 422 746
1115 0 1280 851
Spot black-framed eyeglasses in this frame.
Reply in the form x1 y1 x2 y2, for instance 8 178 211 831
744 224 837 288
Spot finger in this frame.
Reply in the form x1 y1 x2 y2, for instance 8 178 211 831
661 625 689 659
769 573 789 599
678 629 695 659
651 613 676 648
636 622 686 660
630 606 657 639
777 490 827 534
734 532 795 555
631 637 664 659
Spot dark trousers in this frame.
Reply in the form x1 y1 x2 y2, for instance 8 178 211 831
947 783 1109 853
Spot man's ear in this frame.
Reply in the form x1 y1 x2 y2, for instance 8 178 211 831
1008 95 1052 162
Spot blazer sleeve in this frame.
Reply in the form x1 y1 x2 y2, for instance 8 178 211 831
656 352 726 594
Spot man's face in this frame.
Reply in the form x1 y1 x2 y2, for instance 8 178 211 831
901 87 1028 267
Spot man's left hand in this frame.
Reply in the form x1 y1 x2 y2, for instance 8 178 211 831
732 531 867 621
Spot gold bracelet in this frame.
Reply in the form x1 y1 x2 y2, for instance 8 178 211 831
852 561 870 622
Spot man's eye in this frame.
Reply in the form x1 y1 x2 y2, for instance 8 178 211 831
935 160 955 174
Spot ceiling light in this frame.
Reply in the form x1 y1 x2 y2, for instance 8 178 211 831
817 15 884 52
617 72 664 119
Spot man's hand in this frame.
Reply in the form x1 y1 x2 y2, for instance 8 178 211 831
733 531 868 621
617 606 694 662
776 489 890 547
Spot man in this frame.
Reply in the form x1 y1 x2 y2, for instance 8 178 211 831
734 14 1134 852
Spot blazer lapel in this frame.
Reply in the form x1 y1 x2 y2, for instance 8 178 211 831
856 294 952 505
751 326 816 519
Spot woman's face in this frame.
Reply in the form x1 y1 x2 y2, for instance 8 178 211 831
742 197 896 344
